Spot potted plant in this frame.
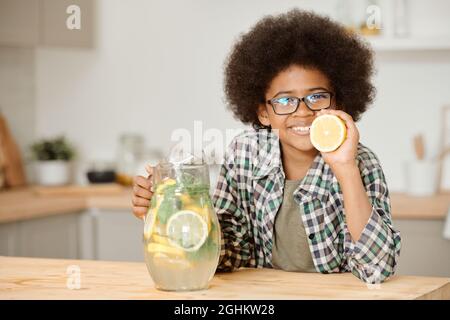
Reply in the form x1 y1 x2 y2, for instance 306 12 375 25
30 136 76 186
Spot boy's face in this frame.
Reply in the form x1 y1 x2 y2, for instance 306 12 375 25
258 64 335 154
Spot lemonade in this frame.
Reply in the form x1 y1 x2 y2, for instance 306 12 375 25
143 163 221 291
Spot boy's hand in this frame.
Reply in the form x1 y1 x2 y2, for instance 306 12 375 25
132 165 153 220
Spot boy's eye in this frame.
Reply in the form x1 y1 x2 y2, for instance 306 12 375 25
275 97 296 106
308 93 328 102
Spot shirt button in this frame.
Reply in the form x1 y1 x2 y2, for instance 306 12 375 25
308 233 315 240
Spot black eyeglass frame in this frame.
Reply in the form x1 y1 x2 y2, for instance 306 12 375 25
266 92 334 115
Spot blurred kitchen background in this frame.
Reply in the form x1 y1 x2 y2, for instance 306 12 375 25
0 0 449 277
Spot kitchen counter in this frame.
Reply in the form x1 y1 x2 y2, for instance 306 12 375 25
390 192 450 220
0 256 449 300
0 186 449 224
0 185 132 224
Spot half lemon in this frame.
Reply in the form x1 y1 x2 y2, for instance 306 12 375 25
310 114 347 152
166 210 208 252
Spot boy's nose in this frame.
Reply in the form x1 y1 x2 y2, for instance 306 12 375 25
293 100 314 117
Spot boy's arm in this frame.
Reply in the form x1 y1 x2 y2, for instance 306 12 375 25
336 161 401 284
213 148 254 272
318 109 401 283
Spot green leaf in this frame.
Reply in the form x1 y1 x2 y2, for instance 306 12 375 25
186 223 219 262
156 191 181 225
30 136 75 161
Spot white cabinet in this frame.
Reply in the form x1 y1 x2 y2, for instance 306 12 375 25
0 212 80 259
16 213 79 258
40 0 95 47
89 209 144 262
0 0 39 46
0 221 19 255
0 0 95 47
0 209 144 262
393 219 450 277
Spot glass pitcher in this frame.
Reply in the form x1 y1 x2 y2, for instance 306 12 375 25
143 151 221 291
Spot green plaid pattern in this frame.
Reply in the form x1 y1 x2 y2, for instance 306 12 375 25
212 129 401 284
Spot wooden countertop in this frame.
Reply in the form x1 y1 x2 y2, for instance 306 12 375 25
0 256 448 300
390 192 450 220
0 186 448 224
0 185 133 224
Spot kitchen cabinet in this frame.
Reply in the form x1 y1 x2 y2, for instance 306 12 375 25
1 187 449 277
0 212 79 259
368 36 450 51
0 0 39 46
40 0 95 47
0 221 19 256
0 0 95 47
87 208 144 262
16 212 79 258
0 187 142 262
0 208 143 262
393 219 450 278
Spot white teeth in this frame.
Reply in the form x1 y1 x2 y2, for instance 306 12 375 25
291 126 310 132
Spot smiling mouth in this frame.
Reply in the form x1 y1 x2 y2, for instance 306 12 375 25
288 125 311 135
290 126 310 132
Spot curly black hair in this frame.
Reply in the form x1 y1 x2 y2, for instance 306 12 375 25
224 9 376 129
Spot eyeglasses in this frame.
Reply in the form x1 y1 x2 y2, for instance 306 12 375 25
267 92 333 115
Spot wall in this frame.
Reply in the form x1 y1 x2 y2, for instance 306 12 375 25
14 0 450 189
0 47 35 178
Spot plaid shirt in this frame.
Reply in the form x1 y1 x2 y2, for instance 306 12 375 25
212 129 401 284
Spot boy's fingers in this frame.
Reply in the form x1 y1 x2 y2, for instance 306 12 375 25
132 167 154 221
317 109 356 128
333 110 354 124
132 195 151 207
132 206 148 220
322 109 353 122
133 175 152 190
133 184 153 199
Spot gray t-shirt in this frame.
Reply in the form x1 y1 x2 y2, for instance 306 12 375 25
271 179 317 272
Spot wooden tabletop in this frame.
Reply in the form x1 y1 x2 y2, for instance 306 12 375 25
0 186 449 224
0 256 449 300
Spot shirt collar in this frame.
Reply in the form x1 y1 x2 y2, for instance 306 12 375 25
252 129 283 179
252 129 333 202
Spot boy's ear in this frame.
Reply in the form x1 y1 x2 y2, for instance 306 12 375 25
257 104 271 127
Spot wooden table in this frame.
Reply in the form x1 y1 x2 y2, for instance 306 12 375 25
0 256 449 300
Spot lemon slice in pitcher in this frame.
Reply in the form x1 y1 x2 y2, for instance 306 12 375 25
183 204 211 232
147 243 186 257
166 210 208 252
143 208 156 240
310 114 347 152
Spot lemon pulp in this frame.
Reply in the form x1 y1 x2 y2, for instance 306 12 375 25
166 210 208 252
310 114 347 152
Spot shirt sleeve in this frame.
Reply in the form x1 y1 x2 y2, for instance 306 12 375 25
343 160 402 284
212 142 254 272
